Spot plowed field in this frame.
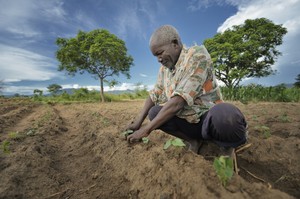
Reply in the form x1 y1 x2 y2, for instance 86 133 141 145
0 98 299 199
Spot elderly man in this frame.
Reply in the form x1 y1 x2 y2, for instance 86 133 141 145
126 25 247 154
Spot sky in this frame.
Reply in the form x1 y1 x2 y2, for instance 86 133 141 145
0 0 299 95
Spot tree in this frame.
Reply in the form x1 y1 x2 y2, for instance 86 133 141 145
204 18 287 88
56 29 134 102
47 84 62 95
33 89 43 96
294 74 300 88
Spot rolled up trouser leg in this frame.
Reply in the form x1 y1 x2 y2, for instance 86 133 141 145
201 103 247 148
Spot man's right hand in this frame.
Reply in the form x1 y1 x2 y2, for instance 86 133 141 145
126 120 141 131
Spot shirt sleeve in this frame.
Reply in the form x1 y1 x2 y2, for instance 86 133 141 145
149 66 168 105
171 47 210 106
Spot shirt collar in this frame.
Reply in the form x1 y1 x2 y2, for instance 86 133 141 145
172 45 187 71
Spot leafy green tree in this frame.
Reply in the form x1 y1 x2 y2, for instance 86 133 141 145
294 74 300 88
56 29 134 102
47 84 62 95
204 18 287 88
33 89 43 96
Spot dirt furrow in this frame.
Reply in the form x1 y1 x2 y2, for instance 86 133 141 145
1 100 299 199
0 104 37 134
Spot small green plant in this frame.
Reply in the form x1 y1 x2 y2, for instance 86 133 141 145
255 125 271 139
26 129 36 136
35 109 52 128
252 115 258 121
8 131 23 140
1 140 10 154
163 138 186 150
142 137 149 144
122 130 134 137
278 113 291 123
213 156 234 187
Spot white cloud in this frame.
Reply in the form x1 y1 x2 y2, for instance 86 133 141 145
139 73 148 77
61 82 138 92
112 0 160 40
0 0 67 39
187 0 248 11
74 11 98 30
0 44 58 82
217 0 300 34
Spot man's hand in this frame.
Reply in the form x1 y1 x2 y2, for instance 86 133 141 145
126 127 150 143
126 120 141 132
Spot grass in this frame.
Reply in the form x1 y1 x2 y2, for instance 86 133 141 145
255 125 271 139
278 113 291 123
0 140 10 154
8 131 24 140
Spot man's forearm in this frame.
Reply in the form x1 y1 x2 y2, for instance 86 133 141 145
145 96 186 133
134 96 155 126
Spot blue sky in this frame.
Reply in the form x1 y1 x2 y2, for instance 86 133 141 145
0 0 299 95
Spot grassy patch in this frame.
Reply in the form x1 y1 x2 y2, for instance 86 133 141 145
255 125 271 139
0 140 10 154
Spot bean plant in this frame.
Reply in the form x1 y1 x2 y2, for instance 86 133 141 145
213 156 234 187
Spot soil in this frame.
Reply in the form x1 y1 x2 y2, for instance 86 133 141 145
0 98 299 199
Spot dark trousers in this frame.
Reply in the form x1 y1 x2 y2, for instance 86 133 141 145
148 103 247 148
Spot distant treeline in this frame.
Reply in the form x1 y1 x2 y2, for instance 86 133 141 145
30 87 149 103
2 84 299 103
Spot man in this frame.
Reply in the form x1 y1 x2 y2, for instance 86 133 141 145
126 25 247 154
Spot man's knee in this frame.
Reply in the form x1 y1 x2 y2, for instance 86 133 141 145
204 103 248 147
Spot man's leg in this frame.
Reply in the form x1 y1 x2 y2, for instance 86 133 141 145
148 105 204 152
201 103 248 149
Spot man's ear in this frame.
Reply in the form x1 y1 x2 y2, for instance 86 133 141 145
172 39 178 45
171 39 179 48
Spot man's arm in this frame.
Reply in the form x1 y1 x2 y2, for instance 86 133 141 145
127 95 186 143
127 96 155 131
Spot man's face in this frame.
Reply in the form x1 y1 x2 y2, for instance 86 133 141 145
150 41 181 69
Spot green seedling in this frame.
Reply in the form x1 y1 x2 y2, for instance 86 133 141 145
252 115 258 121
163 138 186 150
1 140 10 154
213 156 234 187
8 131 23 140
122 130 134 137
142 137 149 144
26 129 36 136
255 125 271 139
278 113 291 123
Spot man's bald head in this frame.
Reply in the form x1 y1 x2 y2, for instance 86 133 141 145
149 25 182 48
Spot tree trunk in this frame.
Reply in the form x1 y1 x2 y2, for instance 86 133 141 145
100 78 105 102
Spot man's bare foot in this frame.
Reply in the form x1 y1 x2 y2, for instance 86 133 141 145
184 139 203 154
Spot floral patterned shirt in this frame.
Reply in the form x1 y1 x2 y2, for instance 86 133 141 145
149 45 223 123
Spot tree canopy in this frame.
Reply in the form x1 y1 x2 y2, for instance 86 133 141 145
33 89 43 96
47 84 62 95
294 74 300 88
56 29 134 102
204 18 287 88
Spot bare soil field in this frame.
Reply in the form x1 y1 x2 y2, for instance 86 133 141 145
0 98 299 199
